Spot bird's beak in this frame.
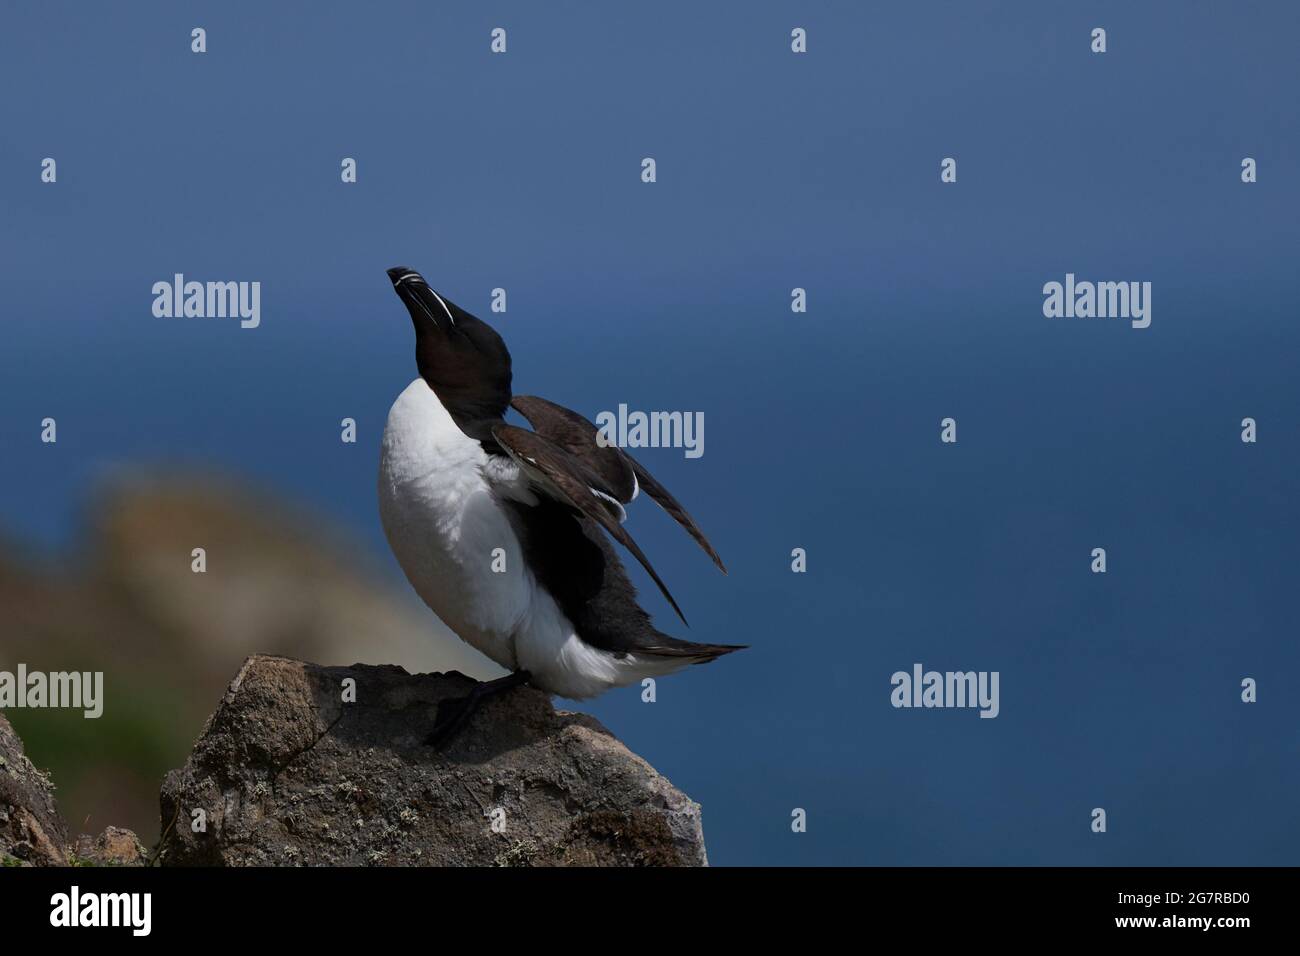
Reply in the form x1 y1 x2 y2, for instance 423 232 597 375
387 266 454 332
387 266 423 288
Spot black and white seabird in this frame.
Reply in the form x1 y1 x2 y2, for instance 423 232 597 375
378 266 743 742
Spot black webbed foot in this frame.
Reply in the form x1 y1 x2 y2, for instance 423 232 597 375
424 670 531 749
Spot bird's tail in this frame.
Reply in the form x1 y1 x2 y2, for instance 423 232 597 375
636 634 747 665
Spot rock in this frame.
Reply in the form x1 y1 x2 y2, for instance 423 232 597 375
157 655 708 866
72 826 147 867
0 712 69 866
0 715 144 866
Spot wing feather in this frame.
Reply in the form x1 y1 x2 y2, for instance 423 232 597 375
491 423 690 626
509 395 726 573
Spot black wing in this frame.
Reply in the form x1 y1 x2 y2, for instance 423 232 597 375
492 423 690 626
509 395 726 573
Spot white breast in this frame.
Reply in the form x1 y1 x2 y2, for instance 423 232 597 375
377 379 531 670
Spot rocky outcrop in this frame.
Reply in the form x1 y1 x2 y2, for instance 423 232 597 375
157 655 708 866
71 826 148 867
0 712 69 866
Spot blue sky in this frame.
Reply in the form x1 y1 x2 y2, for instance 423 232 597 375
2 1 1298 864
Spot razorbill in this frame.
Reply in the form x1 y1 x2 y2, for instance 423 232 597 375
378 266 743 744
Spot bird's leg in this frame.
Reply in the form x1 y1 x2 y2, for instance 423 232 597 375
424 670 532 749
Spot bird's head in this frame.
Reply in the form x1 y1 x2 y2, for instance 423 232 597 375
386 266 512 423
